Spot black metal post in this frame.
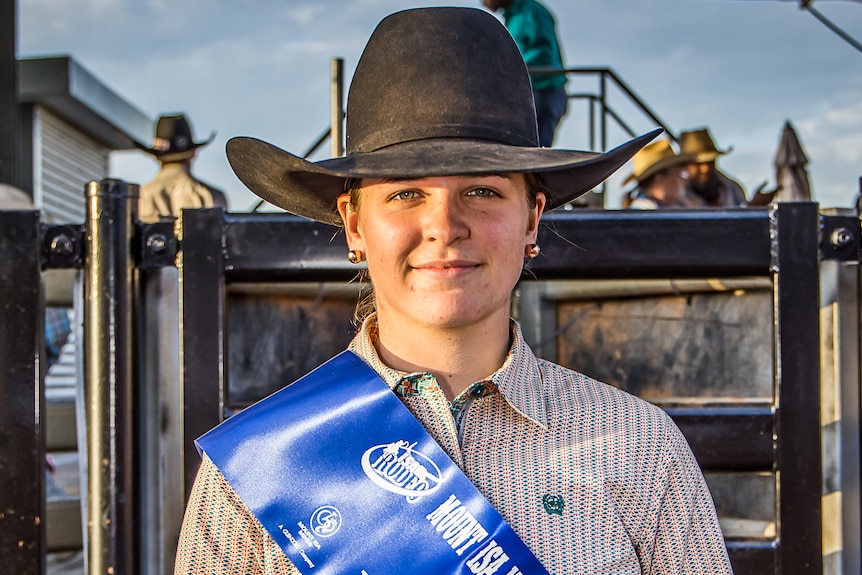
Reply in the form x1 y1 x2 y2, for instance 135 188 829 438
0 0 20 188
599 71 607 153
84 179 137 575
772 202 823 574
331 58 344 158
0 210 44 575
180 208 227 498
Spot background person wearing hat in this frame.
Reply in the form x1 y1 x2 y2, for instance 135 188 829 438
136 113 228 222
175 8 732 575
482 0 568 148
622 139 700 209
679 127 747 208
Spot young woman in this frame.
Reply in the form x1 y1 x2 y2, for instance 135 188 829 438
175 7 733 575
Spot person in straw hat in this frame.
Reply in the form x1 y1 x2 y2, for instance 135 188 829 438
622 139 700 209
136 113 228 222
679 127 747 207
175 8 731 575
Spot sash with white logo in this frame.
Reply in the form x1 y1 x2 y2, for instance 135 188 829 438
196 350 550 575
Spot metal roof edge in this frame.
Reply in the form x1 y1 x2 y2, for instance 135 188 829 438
18 55 152 150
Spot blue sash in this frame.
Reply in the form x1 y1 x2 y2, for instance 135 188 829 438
196 350 549 575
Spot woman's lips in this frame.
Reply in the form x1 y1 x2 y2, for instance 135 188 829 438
411 260 481 278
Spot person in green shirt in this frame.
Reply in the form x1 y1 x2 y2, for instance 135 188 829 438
483 0 568 147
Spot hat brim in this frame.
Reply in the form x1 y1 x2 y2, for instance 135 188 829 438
134 131 216 163
686 145 732 165
227 129 661 225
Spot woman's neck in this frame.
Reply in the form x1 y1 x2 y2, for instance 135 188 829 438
373 312 512 401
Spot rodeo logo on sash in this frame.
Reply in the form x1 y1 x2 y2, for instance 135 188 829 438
197 351 549 575
361 440 442 502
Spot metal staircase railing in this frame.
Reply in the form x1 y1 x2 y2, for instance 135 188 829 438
537 66 677 147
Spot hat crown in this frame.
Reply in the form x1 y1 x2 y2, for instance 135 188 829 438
155 114 195 151
631 140 675 178
346 7 539 154
679 128 723 156
138 113 214 161
623 139 684 185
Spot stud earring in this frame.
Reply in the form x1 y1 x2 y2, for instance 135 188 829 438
347 250 365 264
525 244 540 259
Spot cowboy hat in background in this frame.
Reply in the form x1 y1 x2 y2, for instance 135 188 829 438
227 7 659 225
678 127 733 164
136 113 215 164
677 127 747 207
622 139 689 186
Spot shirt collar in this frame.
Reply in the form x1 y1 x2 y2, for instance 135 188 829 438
158 162 192 174
347 314 549 428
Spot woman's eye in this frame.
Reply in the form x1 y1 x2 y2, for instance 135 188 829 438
390 190 419 201
467 187 497 198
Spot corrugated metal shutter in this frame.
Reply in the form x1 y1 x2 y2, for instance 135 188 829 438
34 107 110 224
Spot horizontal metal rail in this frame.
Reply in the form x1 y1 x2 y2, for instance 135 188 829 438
665 405 775 471
189 209 777 282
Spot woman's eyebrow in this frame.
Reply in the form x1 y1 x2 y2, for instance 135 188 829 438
375 174 514 185
465 173 514 182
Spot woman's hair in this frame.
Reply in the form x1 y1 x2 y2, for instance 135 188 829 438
342 173 548 326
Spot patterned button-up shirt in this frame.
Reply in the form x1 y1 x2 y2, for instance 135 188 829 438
175 317 733 574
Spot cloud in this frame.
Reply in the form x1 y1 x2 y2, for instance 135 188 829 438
796 98 862 205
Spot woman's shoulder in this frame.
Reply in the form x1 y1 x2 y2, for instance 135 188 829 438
534 357 676 431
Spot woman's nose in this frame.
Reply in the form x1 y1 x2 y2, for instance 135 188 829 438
423 196 470 244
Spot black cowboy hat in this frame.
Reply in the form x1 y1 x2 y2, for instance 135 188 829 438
227 7 660 225
136 113 215 163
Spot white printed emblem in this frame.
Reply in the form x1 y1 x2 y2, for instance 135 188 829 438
360 440 443 501
310 505 342 538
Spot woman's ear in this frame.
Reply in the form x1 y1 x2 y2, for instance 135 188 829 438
527 191 546 241
337 193 363 248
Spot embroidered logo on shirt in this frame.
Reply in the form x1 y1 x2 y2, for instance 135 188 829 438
542 494 565 516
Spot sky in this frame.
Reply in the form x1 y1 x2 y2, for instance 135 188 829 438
17 0 862 210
